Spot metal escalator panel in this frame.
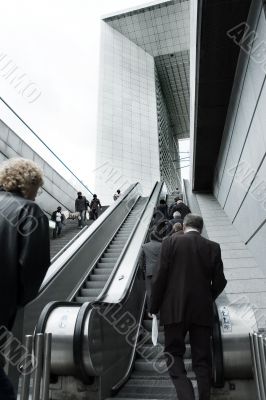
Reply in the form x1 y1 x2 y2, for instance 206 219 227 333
74 198 146 303
34 182 164 384
23 183 141 335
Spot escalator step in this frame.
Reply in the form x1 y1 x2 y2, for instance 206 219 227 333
116 384 176 399
130 370 196 380
144 331 165 345
142 320 189 344
94 268 112 275
100 256 118 262
90 275 109 281
80 288 101 297
140 344 191 360
75 296 96 303
105 250 121 255
134 358 192 373
85 281 105 289
102 254 119 260
115 234 129 238
142 320 164 332
97 263 115 269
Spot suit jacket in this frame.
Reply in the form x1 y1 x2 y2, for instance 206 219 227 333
141 240 162 277
0 189 50 330
170 202 191 219
75 196 87 212
150 231 227 326
169 216 183 226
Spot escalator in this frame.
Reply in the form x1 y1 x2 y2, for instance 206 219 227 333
74 198 146 303
21 183 144 335
26 182 258 400
13 182 164 397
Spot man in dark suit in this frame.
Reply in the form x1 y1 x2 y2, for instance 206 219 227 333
140 231 162 309
150 214 227 400
170 198 191 219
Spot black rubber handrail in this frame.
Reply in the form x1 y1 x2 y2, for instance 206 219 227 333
96 181 163 302
111 294 147 393
73 302 95 384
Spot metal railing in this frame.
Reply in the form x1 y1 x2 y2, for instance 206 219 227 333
20 333 52 400
250 330 266 400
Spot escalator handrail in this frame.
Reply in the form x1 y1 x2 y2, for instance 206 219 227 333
81 182 164 380
96 181 163 302
99 181 164 304
183 178 189 205
40 183 140 291
111 294 147 393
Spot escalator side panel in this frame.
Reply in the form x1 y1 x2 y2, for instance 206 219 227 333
23 188 140 335
84 267 145 400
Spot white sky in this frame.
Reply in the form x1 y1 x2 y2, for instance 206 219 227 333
0 0 190 192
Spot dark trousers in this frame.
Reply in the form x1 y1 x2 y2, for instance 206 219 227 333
91 209 98 220
145 275 152 309
164 322 212 400
53 221 62 238
78 210 86 227
0 367 15 400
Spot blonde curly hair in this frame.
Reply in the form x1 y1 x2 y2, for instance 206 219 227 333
0 158 44 198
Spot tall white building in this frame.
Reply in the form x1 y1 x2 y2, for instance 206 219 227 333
96 0 189 204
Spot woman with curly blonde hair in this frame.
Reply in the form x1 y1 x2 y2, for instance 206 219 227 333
0 158 50 399
0 157 44 200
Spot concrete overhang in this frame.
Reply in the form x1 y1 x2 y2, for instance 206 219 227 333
191 0 252 192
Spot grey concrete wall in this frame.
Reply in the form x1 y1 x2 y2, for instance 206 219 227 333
214 1 266 275
0 119 88 215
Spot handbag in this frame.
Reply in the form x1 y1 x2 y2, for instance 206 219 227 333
49 220 56 229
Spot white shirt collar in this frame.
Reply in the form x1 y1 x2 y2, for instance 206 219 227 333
184 227 200 234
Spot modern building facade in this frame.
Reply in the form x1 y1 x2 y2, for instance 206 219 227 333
95 0 189 204
190 0 266 315
213 2 266 278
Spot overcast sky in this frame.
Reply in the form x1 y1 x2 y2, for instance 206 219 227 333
0 0 189 191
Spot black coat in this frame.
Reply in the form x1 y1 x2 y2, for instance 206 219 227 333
141 240 162 277
51 211 65 223
150 231 227 326
169 216 183 226
170 202 191 219
75 196 88 212
152 204 168 225
0 189 50 330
